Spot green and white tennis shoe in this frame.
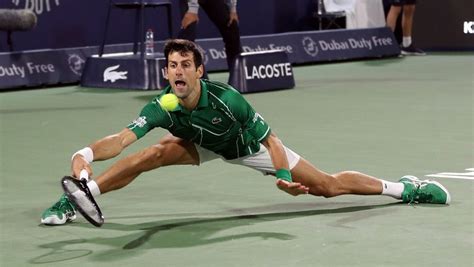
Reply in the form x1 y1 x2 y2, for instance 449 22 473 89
41 194 76 225
399 175 451 204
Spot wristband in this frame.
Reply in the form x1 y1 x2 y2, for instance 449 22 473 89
71 147 94 163
276 168 292 182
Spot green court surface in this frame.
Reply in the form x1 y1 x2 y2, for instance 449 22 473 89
1 53 473 266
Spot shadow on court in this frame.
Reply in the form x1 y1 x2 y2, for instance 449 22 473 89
30 202 398 264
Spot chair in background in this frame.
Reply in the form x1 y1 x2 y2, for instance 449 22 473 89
313 0 346 30
99 0 172 60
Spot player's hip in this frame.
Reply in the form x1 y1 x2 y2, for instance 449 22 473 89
195 143 301 174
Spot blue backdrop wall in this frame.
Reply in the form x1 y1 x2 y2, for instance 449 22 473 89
1 0 472 52
0 0 316 52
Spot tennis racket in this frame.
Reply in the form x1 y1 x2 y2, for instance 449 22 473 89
61 169 104 227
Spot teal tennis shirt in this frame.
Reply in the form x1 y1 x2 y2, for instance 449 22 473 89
127 80 271 160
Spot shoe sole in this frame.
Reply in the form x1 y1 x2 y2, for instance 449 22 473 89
41 214 77 225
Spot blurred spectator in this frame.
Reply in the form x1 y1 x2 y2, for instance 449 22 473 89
386 0 426 55
178 0 242 74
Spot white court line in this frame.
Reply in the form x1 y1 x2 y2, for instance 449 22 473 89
433 172 474 176
426 174 474 180
425 168 474 180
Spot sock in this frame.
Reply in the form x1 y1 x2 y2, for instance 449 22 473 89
402 37 412 47
381 180 405 199
87 180 101 197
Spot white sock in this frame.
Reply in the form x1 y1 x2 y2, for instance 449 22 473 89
381 180 405 199
402 37 412 47
87 180 101 197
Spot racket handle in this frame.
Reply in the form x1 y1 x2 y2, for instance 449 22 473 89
79 169 89 181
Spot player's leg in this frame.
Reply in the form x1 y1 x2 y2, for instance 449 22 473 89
290 157 450 204
290 158 383 197
94 134 199 194
41 134 199 225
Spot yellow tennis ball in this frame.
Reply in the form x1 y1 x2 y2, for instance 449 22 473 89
159 93 179 111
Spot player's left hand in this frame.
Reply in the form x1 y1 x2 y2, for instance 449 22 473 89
228 11 239 26
276 179 309 196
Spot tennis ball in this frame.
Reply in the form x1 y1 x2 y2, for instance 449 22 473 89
159 93 179 111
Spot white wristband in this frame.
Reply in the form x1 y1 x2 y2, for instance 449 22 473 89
71 147 94 163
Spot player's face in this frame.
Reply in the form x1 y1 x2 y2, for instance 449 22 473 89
166 51 203 99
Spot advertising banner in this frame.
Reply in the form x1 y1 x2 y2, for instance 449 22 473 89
229 50 295 93
0 28 399 90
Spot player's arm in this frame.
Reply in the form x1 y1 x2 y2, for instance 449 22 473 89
71 128 137 178
90 128 137 160
226 90 308 195
261 133 309 196
70 97 165 179
261 132 289 172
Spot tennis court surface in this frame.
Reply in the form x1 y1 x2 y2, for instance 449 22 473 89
1 53 473 266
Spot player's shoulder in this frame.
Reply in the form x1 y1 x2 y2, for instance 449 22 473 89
203 79 243 102
204 80 240 95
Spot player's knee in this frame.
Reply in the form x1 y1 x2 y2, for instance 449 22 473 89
158 134 179 145
133 145 165 170
320 183 341 198
317 171 361 197
308 175 341 198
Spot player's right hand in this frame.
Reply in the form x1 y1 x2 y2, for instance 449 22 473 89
276 179 309 196
71 155 93 179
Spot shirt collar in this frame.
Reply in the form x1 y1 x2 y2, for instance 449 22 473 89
196 80 209 109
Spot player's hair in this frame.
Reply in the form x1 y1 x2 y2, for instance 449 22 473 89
164 39 203 68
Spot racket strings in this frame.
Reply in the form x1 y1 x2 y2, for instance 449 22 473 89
61 177 104 227
71 187 99 217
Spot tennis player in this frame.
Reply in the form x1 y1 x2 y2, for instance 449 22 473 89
41 39 450 225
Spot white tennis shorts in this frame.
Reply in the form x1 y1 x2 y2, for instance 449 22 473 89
195 143 301 175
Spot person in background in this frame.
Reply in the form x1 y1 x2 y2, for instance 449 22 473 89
178 0 242 77
386 0 426 55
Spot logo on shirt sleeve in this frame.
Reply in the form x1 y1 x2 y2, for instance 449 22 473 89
252 113 265 124
130 116 147 128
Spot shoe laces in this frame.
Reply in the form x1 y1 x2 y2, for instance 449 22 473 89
408 182 433 205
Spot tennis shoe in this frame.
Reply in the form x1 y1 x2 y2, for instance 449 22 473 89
399 175 451 204
401 45 426 56
41 194 76 225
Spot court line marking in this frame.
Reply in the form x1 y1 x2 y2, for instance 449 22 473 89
425 168 474 180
